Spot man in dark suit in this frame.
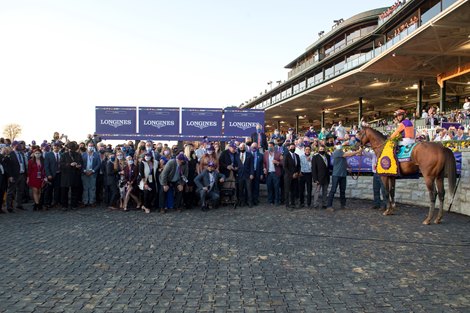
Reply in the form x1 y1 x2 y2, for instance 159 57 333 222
5 141 27 212
250 123 268 152
194 161 225 211
159 153 189 212
237 142 254 207
44 142 62 208
283 142 300 210
218 142 238 179
311 144 331 209
81 142 101 207
250 142 264 206
263 141 283 206
96 144 107 205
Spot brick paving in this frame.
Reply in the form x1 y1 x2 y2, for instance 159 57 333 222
1 199 469 312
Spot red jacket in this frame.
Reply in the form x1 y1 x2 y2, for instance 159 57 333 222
263 151 283 177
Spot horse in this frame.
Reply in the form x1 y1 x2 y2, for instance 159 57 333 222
356 126 457 225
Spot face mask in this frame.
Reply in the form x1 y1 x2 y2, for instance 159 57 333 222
128 160 134 165
289 148 295 153
335 145 342 150
146 147 152 151
117 155 123 160
157 147 162 153
110 157 116 162
99 149 105 154
239 149 245 153
246 141 252 146
87 147 94 152
207 150 213 155
277 143 283 147
163 150 170 156
274 131 279 135
319 150 325 155
34 153 41 158
172 148 178 153
268 147 274 152
180 161 186 165
145 156 151 161
208 169 214 173
257 128 261 133
252 148 257 152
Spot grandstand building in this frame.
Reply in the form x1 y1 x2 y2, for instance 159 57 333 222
240 0 470 132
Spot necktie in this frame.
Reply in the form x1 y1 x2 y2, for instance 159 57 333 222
258 134 261 147
254 153 257 170
56 153 59 164
241 153 245 164
292 153 296 166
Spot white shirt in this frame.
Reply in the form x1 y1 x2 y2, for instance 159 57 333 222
268 153 276 172
463 101 470 110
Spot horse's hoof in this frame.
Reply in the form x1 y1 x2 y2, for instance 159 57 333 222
383 210 392 216
422 219 431 225
433 218 441 224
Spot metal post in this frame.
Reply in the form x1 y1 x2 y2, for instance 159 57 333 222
416 80 423 117
358 97 363 126
321 111 325 128
295 115 299 134
277 120 281 131
439 81 446 113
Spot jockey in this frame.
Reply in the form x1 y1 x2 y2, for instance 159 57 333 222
390 109 415 145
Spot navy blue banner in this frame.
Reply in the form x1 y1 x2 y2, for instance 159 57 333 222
96 106 137 137
181 108 223 138
224 109 265 137
139 107 179 136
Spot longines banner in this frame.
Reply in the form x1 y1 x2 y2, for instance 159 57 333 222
224 109 264 137
181 108 223 138
95 106 137 136
139 107 179 136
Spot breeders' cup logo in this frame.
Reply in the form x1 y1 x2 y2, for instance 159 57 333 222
347 157 360 167
186 121 217 130
228 121 258 131
143 120 175 129
100 119 132 129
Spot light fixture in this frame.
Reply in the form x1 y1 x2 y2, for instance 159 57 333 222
293 108 306 112
323 97 338 102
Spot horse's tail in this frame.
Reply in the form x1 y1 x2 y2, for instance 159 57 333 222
444 148 457 194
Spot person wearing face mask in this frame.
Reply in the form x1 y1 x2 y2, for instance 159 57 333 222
80 143 101 208
236 142 254 208
270 129 284 142
250 142 264 206
263 141 282 206
4 141 28 212
298 146 313 208
60 141 83 210
283 143 301 210
250 123 267 152
139 153 158 213
325 143 361 211
27 148 46 211
199 145 218 174
104 153 120 210
158 148 173 211
44 142 63 209
159 153 189 213
312 145 331 209
122 155 141 211
194 161 225 211
183 144 198 210
95 144 107 206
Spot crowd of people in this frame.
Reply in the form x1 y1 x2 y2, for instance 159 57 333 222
1 101 469 215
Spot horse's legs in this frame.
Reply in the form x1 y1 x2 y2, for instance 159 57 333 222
423 176 437 225
434 175 445 224
383 177 395 216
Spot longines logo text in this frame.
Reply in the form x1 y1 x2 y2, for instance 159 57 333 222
100 119 132 128
143 120 175 129
228 121 258 131
186 121 217 130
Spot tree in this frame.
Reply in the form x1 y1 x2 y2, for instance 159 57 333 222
3 123 22 140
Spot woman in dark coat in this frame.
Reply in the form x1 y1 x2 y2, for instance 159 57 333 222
60 141 83 210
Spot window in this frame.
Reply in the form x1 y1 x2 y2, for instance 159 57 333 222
420 0 441 25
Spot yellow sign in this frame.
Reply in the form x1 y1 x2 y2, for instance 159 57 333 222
377 140 399 176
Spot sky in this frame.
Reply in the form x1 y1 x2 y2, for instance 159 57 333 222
0 0 393 143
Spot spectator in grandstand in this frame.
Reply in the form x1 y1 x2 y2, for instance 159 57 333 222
463 96 470 111
434 128 451 141
453 126 468 140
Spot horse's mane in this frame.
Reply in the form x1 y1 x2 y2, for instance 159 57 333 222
363 126 387 141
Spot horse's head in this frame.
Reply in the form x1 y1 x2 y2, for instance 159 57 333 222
356 127 370 146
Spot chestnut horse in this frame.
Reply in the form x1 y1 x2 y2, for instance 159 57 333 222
356 127 456 224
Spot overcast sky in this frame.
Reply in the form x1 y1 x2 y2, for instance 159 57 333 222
0 0 392 143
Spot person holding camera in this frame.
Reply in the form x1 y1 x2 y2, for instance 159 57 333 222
159 152 188 213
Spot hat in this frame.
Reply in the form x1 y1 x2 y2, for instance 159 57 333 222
207 161 216 167
458 126 465 130
31 140 36 145
288 127 294 131
53 141 62 147
145 152 153 158
206 145 215 151
228 142 237 149
12 141 19 147
176 152 187 161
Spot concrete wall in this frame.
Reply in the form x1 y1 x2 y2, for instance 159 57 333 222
345 151 470 216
